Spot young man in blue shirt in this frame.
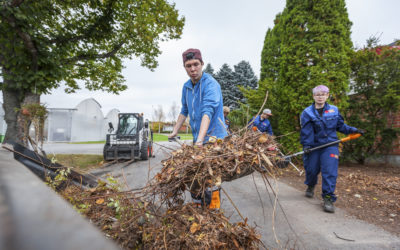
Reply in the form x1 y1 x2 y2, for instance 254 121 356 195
300 85 364 213
169 48 227 209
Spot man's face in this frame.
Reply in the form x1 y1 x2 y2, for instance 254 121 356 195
261 113 268 119
184 59 203 83
224 111 229 117
313 91 329 106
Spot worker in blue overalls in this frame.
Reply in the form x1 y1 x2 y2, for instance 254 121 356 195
300 85 364 213
252 109 273 135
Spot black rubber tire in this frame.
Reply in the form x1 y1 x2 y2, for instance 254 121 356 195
140 141 149 160
103 145 108 161
148 142 154 157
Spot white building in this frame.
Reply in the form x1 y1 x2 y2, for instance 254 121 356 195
0 102 7 142
70 98 105 142
45 98 119 142
104 108 120 134
45 108 76 142
1 98 120 143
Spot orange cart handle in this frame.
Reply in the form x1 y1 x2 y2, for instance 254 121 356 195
340 133 362 143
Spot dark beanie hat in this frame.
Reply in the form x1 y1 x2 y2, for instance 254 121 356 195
182 48 203 64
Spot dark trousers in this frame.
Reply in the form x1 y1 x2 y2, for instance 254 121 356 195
303 146 339 202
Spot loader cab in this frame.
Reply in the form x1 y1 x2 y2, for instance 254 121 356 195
117 113 140 136
103 113 153 161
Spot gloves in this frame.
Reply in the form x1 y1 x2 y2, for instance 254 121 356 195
355 129 365 135
304 147 311 154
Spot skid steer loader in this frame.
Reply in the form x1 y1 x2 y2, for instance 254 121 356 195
103 113 153 161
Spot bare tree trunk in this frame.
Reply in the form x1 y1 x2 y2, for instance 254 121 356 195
2 87 40 146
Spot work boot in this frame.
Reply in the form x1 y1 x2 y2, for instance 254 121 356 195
323 195 335 213
305 185 315 198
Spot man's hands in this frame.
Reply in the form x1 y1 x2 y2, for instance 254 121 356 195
356 129 365 135
168 132 178 139
195 140 204 147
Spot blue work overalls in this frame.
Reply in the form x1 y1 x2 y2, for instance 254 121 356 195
253 115 273 135
300 103 357 201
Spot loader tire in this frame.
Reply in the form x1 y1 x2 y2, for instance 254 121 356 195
103 145 108 161
149 142 154 157
140 141 149 160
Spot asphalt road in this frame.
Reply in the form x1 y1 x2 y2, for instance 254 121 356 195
43 141 400 249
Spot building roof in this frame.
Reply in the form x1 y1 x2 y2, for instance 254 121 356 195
388 40 399 47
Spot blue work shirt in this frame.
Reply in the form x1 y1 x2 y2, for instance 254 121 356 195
300 103 357 147
180 73 228 143
253 115 273 135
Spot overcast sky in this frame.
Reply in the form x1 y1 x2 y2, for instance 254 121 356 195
3 0 399 120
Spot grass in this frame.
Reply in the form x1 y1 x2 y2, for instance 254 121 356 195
66 133 193 144
152 133 193 142
48 154 104 171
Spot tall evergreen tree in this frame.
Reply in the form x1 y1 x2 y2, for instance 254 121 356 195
216 61 258 109
247 0 353 151
233 61 258 104
215 64 237 108
203 63 216 78
234 61 258 89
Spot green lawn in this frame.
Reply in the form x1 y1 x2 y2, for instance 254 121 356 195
67 133 193 144
152 133 193 142
48 154 104 171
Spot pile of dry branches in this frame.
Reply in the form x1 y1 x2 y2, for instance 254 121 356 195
146 131 283 206
59 130 285 249
61 180 262 249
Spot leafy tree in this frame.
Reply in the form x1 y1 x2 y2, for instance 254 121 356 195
0 0 184 144
227 103 252 130
342 38 400 164
203 63 216 78
215 64 237 108
246 0 353 151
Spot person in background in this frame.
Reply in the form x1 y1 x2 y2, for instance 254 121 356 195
223 106 231 133
168 48 227 209
252 109 273 135
300 85 364 213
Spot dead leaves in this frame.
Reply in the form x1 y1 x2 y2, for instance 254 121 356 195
258 134 268 143
59 131 278 250
95 198 105 204
190 222 201 233
154 131 280 199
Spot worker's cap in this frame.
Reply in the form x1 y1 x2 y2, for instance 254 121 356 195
263 109 272 115
312 85 329 94
182 48 203 64
223 106 230 113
